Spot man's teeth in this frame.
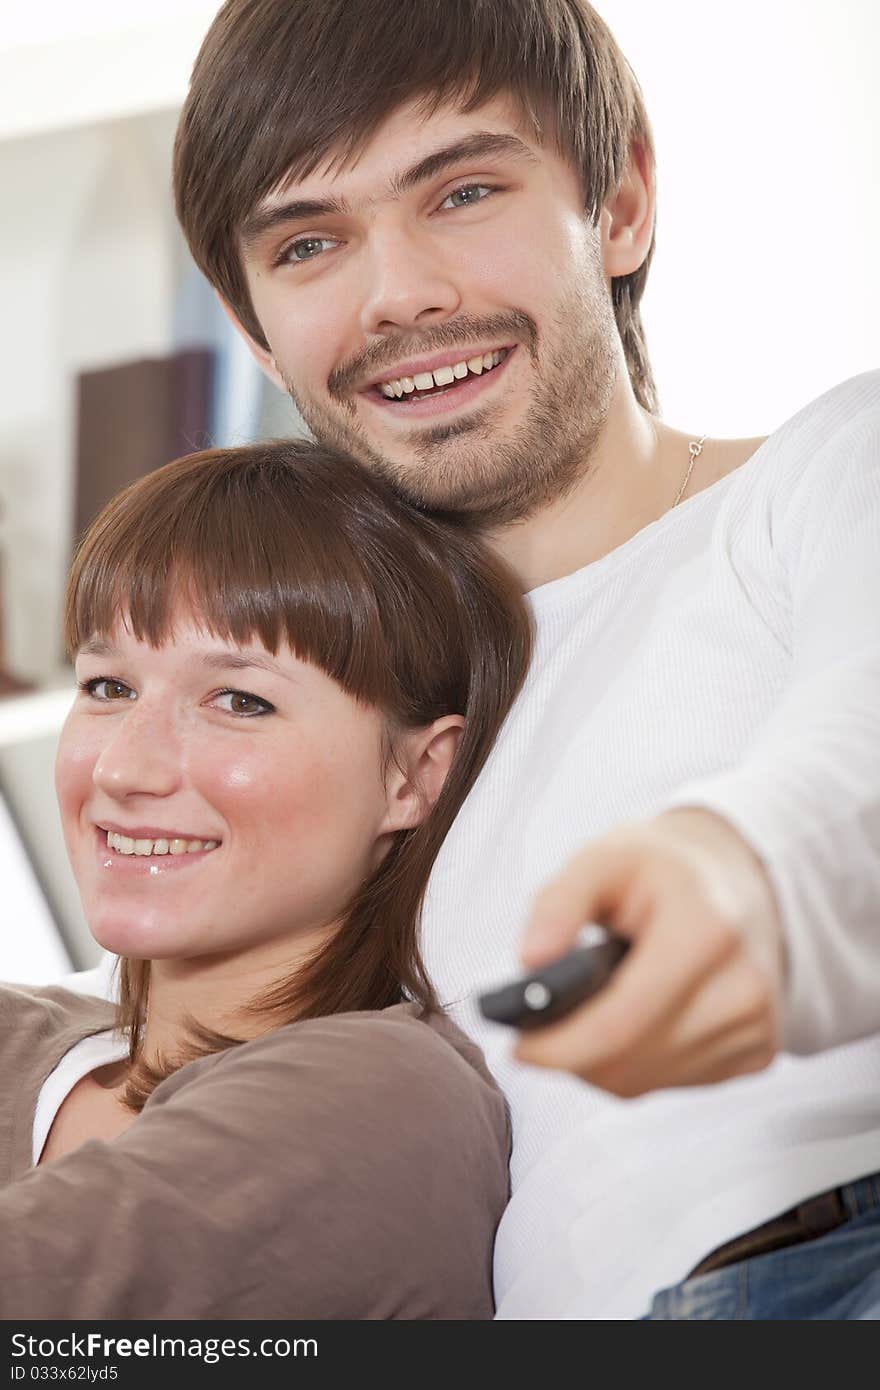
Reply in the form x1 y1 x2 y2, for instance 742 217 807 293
106 831 219 857
378 349 506 399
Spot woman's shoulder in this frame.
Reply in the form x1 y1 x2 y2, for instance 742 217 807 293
0 982 115 1051
18 1001 507 1319
0 986 117 1156
167 1001 506 1130
258 1000 498 1081
149 1002 510 1190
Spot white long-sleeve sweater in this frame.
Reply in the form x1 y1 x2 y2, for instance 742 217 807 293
419 370 880 1318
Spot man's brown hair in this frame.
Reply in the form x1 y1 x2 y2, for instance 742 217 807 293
174 0 658 412
65 440 532 1110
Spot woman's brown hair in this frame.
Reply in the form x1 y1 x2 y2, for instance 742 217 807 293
173 0 658 413
64 441 531 1109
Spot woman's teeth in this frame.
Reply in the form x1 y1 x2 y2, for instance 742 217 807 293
377 349 507 399
106 831 219 857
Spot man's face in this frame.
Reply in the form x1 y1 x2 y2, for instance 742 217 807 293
238 94 620 526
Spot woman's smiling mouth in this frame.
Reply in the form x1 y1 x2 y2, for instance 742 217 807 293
95 825 222 871
106 830 220 857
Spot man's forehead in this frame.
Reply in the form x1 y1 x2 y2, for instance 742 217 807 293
260 92 541 209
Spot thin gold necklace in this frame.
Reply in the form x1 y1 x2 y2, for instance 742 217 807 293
672 435 707 508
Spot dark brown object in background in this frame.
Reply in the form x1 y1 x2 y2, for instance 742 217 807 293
72 348 214 547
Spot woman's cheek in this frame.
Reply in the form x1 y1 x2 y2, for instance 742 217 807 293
214 756 260 791
54 716 99 817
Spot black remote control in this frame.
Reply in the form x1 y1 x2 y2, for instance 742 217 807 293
477 934 630 1030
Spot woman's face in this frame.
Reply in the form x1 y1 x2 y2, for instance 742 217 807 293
55 613 409 969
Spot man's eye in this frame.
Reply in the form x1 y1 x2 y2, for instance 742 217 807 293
79 677 135 702
212 689 274 717
439 184 493 210
282 235 337 264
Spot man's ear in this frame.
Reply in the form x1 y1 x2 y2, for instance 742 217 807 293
216 293 288 393
600 138 655 279
381 715 465 834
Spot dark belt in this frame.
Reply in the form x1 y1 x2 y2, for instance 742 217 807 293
688 1186 849 1280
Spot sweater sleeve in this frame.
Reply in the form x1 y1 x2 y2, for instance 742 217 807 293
663 405 880 1054
0 1009 508 1319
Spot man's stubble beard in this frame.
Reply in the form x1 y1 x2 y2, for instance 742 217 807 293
279 271 618 530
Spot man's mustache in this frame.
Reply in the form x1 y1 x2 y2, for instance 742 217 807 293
327 310 537 400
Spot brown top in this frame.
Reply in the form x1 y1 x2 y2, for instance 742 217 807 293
0 985 509 1319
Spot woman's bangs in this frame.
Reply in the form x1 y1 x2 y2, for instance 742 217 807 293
65 456 390 705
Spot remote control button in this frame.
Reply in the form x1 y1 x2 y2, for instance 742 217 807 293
524 982 552 1010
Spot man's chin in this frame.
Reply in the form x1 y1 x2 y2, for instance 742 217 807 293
366 452 548 528
290 385 570 526
356 438 497 507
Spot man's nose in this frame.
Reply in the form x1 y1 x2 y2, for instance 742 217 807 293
92 705 184 801
358 223 461 337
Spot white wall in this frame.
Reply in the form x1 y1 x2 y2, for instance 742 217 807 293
0 2 222 140
598 0 880 431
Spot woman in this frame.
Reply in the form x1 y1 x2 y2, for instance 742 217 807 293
0 440 531 1319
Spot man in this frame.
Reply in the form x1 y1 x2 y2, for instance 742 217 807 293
169 0 880 1317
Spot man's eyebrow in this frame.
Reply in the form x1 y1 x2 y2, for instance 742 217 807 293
242 195 354 247
391 132 539 196
241 132 538 248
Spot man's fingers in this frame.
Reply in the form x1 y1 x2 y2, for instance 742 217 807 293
513 812 784 1093
520 839 641 967
515 920 774 1091
515 917 701 1073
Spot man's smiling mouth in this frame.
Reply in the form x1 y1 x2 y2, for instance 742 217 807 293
373 348 510 402
361 346 515 417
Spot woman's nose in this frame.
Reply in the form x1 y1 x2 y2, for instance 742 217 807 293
92 706 183 800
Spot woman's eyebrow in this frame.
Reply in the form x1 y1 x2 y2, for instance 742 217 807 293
241 131 538 248
77 643 295 682
199 650 295 681
78 638 119 658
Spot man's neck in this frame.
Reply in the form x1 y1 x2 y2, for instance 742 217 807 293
484 380 765 592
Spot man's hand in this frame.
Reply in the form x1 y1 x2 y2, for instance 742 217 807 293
514 809 787 1096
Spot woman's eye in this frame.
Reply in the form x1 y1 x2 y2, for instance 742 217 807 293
439 184 493 211
281 235 337 265
79 677 135 702
212 689 274 717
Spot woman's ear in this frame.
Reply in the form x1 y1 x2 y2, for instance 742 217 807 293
216 293 288 393
381 715 465 834
600 138 655 279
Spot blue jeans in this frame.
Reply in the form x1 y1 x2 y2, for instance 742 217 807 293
645 1173 880 1319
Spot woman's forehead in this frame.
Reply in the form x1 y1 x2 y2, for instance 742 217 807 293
78 607 284 659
